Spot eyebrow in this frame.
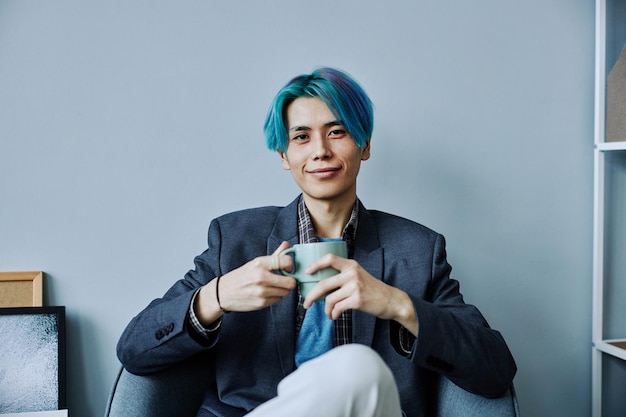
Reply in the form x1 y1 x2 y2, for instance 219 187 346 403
289 121 344 132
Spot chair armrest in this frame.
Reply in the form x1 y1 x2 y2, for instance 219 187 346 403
104 353 211 417
436 376 519 417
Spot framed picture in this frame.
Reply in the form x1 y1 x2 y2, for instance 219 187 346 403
0 307 66 413
0 272 43 307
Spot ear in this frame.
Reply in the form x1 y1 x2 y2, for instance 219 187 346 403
279 151 291 170
361 140 371 161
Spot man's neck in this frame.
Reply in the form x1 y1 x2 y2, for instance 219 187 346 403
302 195 356 238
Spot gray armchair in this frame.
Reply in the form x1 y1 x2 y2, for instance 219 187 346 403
105 354 519 417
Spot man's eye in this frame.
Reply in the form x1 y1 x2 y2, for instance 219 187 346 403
291 134 308 141
329 129 346 137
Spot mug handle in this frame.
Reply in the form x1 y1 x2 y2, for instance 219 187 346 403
277 247 297 277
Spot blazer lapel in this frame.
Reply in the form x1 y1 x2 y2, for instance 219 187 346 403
268 198 300 376
352 204 383 347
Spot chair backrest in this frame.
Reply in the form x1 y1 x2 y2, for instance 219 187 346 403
105 355 519 417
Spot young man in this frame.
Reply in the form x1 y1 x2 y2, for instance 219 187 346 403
117 67 516 417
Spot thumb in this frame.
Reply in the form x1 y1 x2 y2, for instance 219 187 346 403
272 241 290 255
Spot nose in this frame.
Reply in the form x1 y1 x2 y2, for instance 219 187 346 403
311 135 331 160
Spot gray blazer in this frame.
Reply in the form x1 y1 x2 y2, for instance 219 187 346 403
117 197 516 417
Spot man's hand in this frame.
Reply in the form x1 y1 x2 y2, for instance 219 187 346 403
194 241 296 326
303 255 419 336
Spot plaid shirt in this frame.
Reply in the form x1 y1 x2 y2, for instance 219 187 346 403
295 195 358 346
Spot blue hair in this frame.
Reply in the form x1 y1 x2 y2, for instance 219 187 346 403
264 67 374 153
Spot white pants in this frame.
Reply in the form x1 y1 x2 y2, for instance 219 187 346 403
246 344 403 417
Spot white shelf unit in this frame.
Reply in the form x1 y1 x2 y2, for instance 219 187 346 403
592 0 626 416
596 142 626 151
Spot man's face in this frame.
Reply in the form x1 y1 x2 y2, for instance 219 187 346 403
280 97 370 206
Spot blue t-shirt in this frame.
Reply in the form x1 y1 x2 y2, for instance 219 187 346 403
294 237 341 367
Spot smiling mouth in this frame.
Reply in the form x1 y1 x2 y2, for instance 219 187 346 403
308 167 340 178
308 167 340 174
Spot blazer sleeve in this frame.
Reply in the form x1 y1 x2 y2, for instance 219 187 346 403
395 233 517 398
116 218 224 375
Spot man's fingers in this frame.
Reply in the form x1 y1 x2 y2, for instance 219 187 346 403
304 254 347 275
302 275 341 308
269 241 291 272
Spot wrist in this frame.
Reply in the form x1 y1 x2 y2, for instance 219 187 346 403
195 280 224 326
392 290 418 337
215 275 229 313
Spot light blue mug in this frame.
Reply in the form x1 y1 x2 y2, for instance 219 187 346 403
279 241 347 299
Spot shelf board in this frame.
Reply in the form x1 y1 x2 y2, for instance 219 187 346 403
596 141 626 151
593 339 626 360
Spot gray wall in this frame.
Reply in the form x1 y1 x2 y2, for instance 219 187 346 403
0 1 596 416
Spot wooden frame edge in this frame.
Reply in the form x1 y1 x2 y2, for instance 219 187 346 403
0 271 44 307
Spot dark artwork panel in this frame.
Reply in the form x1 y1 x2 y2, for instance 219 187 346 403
0 307 66 413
